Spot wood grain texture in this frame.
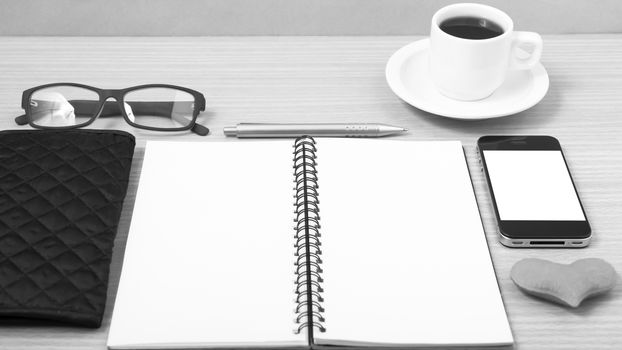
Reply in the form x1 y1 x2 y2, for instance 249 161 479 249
0 35 620 349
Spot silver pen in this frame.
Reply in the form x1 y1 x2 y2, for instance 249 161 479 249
223 123 408 138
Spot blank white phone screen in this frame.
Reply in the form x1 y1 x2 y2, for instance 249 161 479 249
483 150 585 221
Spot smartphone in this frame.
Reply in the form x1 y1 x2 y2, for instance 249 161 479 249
477 136 591 248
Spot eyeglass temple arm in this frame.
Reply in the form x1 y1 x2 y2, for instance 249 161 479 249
17 100 209 136
15 114 28 125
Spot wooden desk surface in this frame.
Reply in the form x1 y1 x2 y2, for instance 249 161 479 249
0 35 620 349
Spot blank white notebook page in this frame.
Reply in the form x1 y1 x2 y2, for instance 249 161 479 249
107 141 305 349
315 139 513 347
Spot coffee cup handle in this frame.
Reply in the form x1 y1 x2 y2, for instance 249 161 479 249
510 31 543 70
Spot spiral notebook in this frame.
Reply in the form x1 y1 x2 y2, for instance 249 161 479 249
107 138 513 349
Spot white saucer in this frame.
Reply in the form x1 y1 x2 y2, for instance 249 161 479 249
385 39 549 120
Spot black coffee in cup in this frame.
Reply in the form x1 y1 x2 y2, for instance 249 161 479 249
440 16 504 40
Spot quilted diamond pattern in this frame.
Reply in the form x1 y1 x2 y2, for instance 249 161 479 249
0 130 135 327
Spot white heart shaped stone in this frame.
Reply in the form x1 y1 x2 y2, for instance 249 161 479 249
510 258 617 308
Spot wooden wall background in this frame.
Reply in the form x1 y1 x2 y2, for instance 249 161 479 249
1 0 621 36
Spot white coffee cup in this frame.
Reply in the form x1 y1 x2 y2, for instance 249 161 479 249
429 3 543 101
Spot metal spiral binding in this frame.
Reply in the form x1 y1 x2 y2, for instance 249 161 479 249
292 136 326 337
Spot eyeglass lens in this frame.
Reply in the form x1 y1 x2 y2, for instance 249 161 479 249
123 87 195 129
29 86 99 127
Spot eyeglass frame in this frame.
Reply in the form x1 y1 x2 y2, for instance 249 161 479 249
15 83 209 136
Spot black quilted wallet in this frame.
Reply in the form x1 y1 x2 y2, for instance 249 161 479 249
0 129 135 327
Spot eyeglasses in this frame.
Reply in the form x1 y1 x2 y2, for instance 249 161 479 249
15 83 209 136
